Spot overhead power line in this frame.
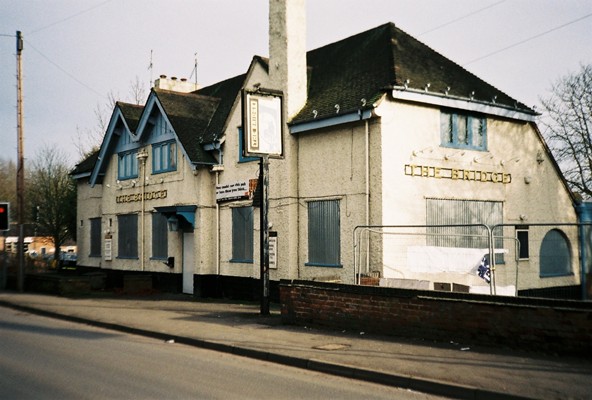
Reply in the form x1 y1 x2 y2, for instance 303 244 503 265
30 0 114 35
419 0 507 36
25 39 106 99
463 12 592 66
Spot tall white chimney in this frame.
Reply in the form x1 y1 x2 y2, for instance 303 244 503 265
269 0 307 119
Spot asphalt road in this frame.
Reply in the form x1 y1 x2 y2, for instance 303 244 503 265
0 306 443 399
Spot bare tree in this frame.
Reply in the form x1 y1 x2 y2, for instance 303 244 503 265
74 76 147 158
129 75 147 105
28 145 77 262
540 64 592 199
0 158 17 221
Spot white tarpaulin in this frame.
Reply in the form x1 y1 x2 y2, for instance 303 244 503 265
406 246 505 274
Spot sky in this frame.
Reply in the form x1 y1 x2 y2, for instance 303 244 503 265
1 0 591 167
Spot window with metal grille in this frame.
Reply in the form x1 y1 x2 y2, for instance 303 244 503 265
117 214 138 259
151 213 168 260
426 199 502 258
231 207 253 263
89 218 101 257
306 199 341 267
540 229 572 277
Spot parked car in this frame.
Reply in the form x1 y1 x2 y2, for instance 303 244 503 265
59 252 77 270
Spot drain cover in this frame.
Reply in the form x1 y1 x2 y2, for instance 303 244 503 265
312 343 351 351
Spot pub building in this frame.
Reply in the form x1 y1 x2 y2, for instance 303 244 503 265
72 0 587 299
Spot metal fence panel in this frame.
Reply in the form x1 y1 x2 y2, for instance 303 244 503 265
354 222 591 300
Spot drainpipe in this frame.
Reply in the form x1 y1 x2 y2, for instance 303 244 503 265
364 119 370 280
575 202 591 300
215 170 220 277
137 150 149 271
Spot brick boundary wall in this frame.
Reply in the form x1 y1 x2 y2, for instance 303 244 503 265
280 280 592 355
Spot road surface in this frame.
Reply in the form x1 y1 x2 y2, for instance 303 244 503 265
0 306 442 399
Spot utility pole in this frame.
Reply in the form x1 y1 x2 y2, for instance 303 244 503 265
259 157 270 315
16 30 25 292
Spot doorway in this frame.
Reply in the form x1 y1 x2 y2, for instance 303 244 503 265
182 232 194 294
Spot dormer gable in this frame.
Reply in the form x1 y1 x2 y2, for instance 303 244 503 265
89 102 142 187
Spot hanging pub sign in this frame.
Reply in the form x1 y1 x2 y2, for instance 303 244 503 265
242 89 284 157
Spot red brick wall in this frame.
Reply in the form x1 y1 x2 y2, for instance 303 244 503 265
280 280 592 355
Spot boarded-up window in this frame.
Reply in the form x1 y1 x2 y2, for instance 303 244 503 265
232 207 253 262
426 198 502 253
307 200 341 267
118 214 138 259
90 218 101 257
152 213 168 260
540 229 572 277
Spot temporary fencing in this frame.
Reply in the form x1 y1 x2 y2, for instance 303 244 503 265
353 223 591 300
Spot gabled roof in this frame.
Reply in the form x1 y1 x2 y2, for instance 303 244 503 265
87 102 141 185
72 102 143 180
151 89 220 164
197 73 248 141
78 22 538 184
117 102 144 132
70 149 99 178
292 22 533 125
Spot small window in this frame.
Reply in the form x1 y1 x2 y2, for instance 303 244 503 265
306 200 341 267
118 151 138 180
152 141 177 173
117 214 138 259
151 213 168 260
540 229 572 277
516 227 529 260
89 218 101 257
440 110 487 151
231 207 253 262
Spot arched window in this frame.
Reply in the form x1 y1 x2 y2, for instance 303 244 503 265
540 229 572 277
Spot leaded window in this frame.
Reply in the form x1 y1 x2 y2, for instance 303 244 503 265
152 141 177 173
118 151 138 180
440 110 486 150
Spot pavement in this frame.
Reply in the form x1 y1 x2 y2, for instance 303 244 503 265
0 291 591 400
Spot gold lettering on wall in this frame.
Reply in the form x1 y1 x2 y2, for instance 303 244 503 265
404 165 511 184
116 190 168 203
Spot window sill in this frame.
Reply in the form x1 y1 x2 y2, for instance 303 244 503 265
305 262 343 268
230 258 253 264
152 168 177 175
540 272 574 278
117 256 139 260
440 143 486 152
